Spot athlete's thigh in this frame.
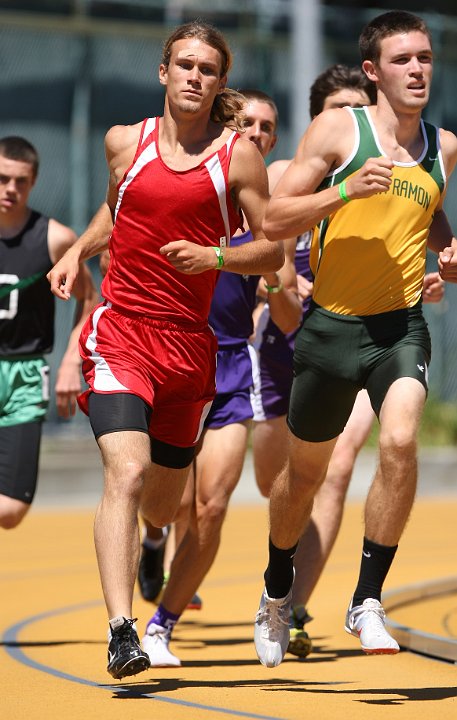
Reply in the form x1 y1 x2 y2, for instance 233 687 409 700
287 428 338 486
141 461 192 527
96 424 152 477
366 342 430 418
0 421 42 503
378 377 426 440
175 464 195 521
88 391 151 439
195 421 251 504
337 389 375 453
290 307 361 442
363 305 431 416
288 366 359 443
252 415 288 497
326 391 375 496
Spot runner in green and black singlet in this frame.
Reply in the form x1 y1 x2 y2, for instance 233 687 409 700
0 136 97 528
255 10 457 666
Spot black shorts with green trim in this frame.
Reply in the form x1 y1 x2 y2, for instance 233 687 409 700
288 302 431 442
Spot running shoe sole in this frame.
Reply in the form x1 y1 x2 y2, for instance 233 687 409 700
345 624 400 654
108 654 151 680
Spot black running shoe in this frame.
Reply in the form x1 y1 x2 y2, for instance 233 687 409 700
138 543 166 602
107 617 151 680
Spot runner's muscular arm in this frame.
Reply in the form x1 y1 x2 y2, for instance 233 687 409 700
263 108 393 241
99 248 110 278
54 260 99 418
266 158 292 189
256 150 302 333
258 237 302 334
47 219 99 417
427 208 453 253
219 138 284 273
429 129 457 281
160 137 284 274
47 123 140 299
47 203 112 299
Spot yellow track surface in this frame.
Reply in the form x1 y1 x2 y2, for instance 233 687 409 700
1 498 456 720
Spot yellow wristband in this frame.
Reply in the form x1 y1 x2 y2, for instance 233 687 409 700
213 246 224 269
338 180 351 203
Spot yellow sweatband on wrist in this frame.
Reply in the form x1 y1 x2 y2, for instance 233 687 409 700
213 246 224 269
338 180 351 203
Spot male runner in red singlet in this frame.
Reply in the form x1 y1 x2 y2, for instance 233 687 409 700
48 21 284 680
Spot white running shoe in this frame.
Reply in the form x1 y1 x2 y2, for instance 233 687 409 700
141 623 181 667
345 598 400 654
254 587 292 667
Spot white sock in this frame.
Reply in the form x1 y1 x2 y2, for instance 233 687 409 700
108 615 136 640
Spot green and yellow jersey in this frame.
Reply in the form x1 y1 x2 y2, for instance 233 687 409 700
310 106 445 315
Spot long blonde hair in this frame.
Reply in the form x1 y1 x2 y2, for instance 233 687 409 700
162 21 246 131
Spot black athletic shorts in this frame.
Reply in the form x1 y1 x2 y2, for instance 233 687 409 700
88 392 195 469
288 302 431 442
0 421 42 503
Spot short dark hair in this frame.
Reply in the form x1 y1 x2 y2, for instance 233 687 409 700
359 10 432 64
309 64 376 119
0 136 39 177
237 89 279 130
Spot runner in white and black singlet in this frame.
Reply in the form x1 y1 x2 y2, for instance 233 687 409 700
0 136 97 531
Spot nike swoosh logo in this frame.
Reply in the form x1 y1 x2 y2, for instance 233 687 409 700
362 550 371 558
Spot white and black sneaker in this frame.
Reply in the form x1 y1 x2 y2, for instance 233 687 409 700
254 586 292 668
107 617 151 679
345 598 400 654
142 622 181 667
138 543 166 603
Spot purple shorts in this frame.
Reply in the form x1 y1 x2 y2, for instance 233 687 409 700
252 352 293 421
205 344 258 429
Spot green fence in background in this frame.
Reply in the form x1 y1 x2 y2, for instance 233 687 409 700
1 2 456 433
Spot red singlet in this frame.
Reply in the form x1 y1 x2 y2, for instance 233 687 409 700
78 118 242 446
102 117 242 323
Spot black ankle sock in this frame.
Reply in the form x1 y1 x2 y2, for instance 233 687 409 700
264 536 298 599
352 536 398 607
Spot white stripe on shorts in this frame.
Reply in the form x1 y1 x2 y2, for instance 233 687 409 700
85 303 129 392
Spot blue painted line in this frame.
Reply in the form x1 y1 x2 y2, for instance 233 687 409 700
2 600 103 688
1 600 286 720
141 694 287 718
